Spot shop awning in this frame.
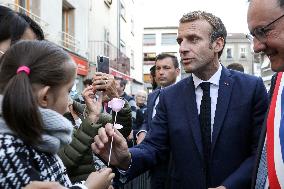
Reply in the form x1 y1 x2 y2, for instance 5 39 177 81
110 68 132 81
69 53 89 76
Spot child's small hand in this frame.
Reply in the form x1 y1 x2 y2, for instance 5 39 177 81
84 168 115 189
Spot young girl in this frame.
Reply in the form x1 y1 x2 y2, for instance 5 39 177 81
0 40 114 189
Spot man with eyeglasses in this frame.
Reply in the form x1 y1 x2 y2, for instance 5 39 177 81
247 0 284 188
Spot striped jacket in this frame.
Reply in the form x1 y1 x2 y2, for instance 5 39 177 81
0 133 83 189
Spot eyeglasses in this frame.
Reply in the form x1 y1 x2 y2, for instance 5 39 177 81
247 14 284 43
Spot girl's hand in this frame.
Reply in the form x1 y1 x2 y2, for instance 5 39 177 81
84 168 115 189
82 86 102 122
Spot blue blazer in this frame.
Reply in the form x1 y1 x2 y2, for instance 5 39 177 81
128 67 268 189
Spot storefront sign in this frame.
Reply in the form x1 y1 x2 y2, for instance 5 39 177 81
110 68 131 81
69 53 89 76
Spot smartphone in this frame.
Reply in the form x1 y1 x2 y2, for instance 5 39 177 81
97 55 109 74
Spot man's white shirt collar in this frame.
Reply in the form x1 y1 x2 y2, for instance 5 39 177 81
192 63 222 88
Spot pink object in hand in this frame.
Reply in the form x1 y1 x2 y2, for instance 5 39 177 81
108 98 125 112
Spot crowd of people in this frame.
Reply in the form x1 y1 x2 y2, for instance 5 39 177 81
0 0 284 188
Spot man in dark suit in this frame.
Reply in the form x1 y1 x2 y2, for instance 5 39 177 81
136 53 180 189
92 11 268 189
136 53 180 144
247 0 284 188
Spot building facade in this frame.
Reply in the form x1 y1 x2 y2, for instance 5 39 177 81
88 0 143 95
142 26 183 92
1 0 90 91
220 33 255 74
258 53 274 90
1 0 143 94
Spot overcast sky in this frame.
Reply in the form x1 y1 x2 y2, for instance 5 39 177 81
138 0 250 33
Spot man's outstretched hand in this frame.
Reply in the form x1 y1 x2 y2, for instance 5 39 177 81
92 123 131 170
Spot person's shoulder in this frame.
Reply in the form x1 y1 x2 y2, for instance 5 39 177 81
156 78 190 101
226 68 261 82
141 104 147 110
148 87 161 96
122 92 135 101
0 133 24 146
0 133 28 157
226 68 259 79
226 68 266 94
163 77 189 93
137 105 147 113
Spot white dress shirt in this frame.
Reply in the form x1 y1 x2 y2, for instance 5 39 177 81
152 81 178 118
137 82 177 137
152 95 160 118
192 64 222 139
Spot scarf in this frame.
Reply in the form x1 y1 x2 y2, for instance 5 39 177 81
0 95 73 154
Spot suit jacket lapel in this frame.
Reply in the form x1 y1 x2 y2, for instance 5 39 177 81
211 67 234 153
184 77 204 157
148 88 160 123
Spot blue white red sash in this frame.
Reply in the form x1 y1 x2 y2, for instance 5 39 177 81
267 72 284 189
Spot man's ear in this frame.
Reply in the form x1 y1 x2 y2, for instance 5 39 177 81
37 86 51 108
175 68 180 75
212 37 225 54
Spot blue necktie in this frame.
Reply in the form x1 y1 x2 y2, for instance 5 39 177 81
255 143 268 189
